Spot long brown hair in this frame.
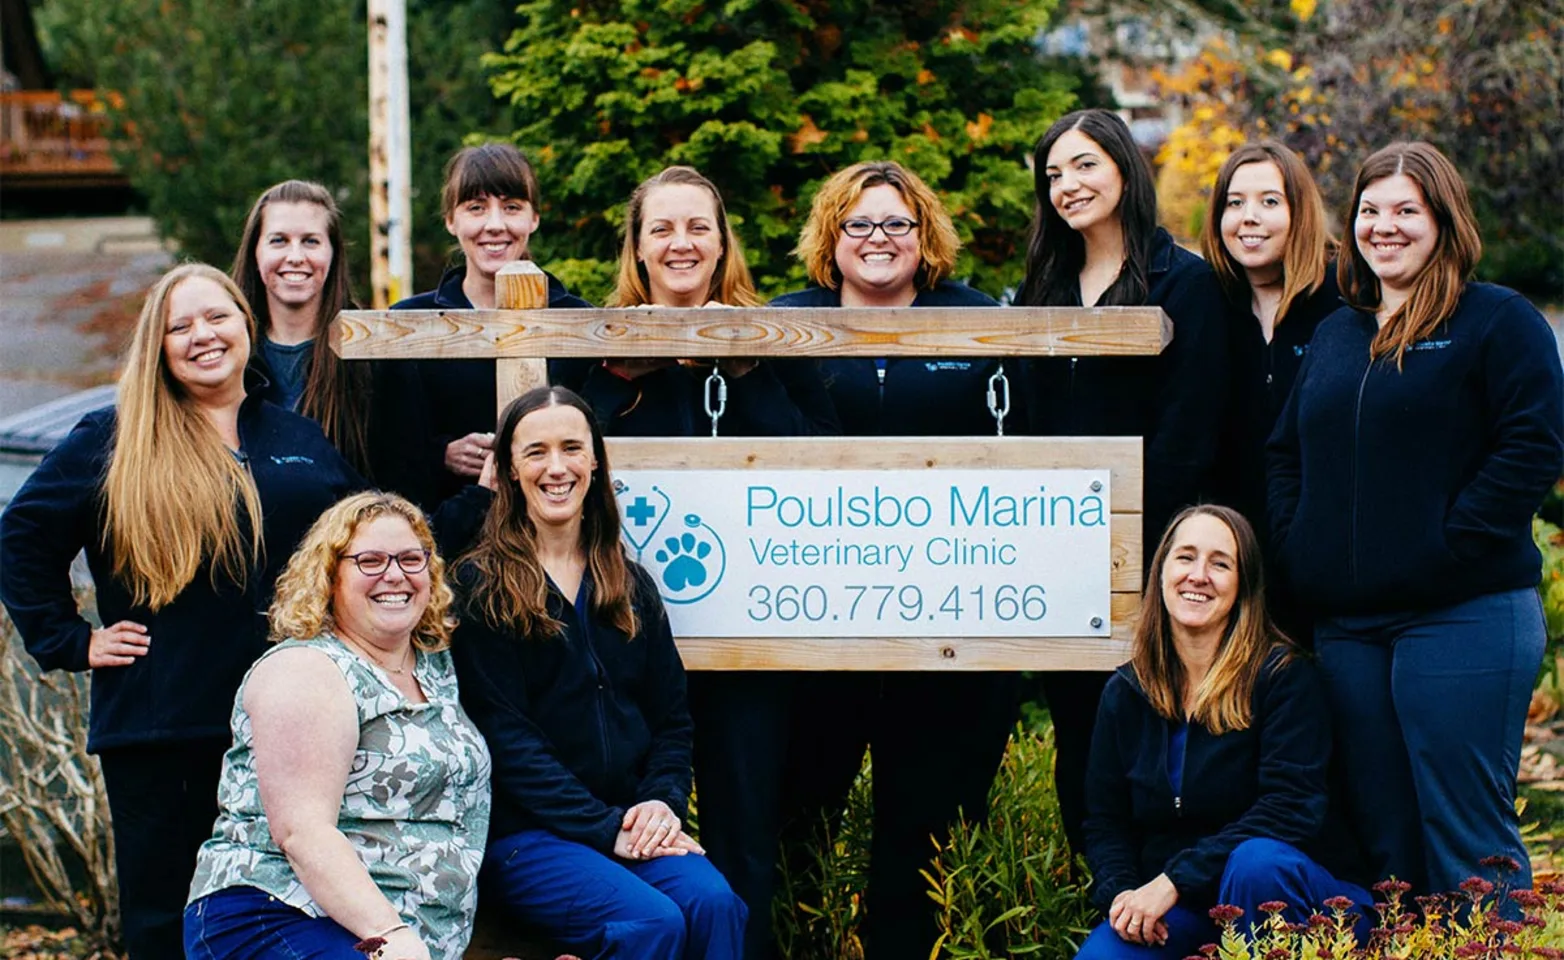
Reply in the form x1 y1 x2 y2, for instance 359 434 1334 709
1203 141 1335 326
104 264 265 609
1338 141 1482 366
231 181 373 476
794 160 961 292
1131 504 1295 735
608 166 761 307
461 387 638 639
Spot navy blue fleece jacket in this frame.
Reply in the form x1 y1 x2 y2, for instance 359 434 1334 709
0 394 492 752
392 265 592 498
1023 228 1228 558
450 563 693 853
1267 283 1564 616
1083 651 1331 912
770 280 1025 436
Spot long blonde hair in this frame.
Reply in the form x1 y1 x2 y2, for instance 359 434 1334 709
608 166 762 308
1338 141 1482 367
1131 504 1295 735
103 264 265 609
268 492 455 651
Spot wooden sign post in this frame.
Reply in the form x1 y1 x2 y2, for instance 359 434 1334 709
331 301 1169 671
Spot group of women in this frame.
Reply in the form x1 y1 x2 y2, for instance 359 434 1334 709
0 105 1559 960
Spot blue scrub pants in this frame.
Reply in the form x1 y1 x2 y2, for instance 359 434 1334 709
184 886 362 959
1076 838 1372 959
483 828 747 960
1316 588 1543 895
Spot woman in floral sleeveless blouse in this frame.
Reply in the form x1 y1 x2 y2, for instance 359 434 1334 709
184 492 492 960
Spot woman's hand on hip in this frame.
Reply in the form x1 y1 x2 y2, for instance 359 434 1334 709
88 620 150 668
1109 873 1177 945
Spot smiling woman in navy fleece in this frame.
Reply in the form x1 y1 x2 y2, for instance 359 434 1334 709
1269 142 1564 896
451 386 744 960
392 143 593 501
1015 107 1229 873
1079 505 1368 959
770 159 1021 960
0 265 491 960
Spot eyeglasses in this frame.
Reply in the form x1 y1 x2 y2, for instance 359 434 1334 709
340 549 431 576
841 217 919 239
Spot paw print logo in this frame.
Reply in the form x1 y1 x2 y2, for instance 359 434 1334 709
649 513 726 605
656 532 713 590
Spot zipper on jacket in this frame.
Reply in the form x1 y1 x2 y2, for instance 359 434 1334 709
578 612 613 771
1173 721 1189 818
1349 357 1373 588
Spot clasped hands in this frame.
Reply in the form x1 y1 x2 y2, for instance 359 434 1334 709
1108 873 1178 946
613 799 704 861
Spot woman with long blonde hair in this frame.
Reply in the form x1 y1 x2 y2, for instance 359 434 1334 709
1077 505 1368 958
1270 141 1563 895
0 263 367 958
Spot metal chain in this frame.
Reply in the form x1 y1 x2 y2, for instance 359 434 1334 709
704 367 728 437
987 361 1011 437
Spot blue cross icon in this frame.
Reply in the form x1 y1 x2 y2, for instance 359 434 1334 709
626 496 656 527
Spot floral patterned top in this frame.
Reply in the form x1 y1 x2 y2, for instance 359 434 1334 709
188 635 492 960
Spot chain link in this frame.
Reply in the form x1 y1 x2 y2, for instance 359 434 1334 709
987 361 1011 437
704 367 728 437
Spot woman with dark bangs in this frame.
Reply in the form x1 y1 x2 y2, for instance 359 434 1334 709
1270 141 1563 895
1200 142 1340 641
451 386 745 959
1016 107 1228 867
393 143 592 500
233 181 438 505
1078 505 1368 959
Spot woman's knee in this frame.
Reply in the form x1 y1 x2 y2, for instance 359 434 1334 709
1223 837 1304 889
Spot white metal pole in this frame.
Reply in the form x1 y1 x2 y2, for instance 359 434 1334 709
368 0 413 309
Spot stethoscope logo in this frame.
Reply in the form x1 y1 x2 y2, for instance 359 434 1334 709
615 480 726 604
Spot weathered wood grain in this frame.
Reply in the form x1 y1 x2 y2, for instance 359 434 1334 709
331 305 1172 359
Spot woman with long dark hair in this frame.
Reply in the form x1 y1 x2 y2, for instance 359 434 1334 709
232 181 436 504
451 386 746 958
1016 108 1228 859
1270 141 1563 894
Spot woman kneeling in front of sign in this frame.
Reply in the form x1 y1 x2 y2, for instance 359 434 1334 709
1077 504 1368 959
450 385 746 959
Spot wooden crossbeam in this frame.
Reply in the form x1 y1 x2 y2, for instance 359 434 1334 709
331 305 1171 360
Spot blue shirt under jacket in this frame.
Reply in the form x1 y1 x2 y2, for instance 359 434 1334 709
450 563 693 854
1082 650 1331 913
1267 283 1564 616
1023 228 1228 558
0 392 493 753
770 280 1024 437
392 265 592 499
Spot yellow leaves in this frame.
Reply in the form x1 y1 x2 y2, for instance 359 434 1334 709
965 112 993 142
1290 0 1317 21
789 114 828 153
1293 65 1313 82
1265 49 1293 72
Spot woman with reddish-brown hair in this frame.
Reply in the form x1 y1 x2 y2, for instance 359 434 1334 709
1269 141 1563 895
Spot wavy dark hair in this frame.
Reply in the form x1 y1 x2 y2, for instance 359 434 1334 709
1132 504 1296 734
461 386 638 639
231 180 373 476
1016 108 1159 307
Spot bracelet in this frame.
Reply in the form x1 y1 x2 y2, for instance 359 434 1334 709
370 921 410 939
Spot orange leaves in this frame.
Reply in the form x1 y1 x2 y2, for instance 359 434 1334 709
965 112 993 142
917 69 936 85
789 114 829 153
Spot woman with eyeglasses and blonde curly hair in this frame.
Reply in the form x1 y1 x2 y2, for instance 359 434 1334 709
184 492 491 960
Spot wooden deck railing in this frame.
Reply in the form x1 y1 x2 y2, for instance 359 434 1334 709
0 90 126 186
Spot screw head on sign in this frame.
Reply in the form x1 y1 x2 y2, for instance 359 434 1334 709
1090 616 1104 629
1090 480 1103 493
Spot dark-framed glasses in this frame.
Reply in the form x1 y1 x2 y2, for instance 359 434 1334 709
341 549 431 576
841 217 919 238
